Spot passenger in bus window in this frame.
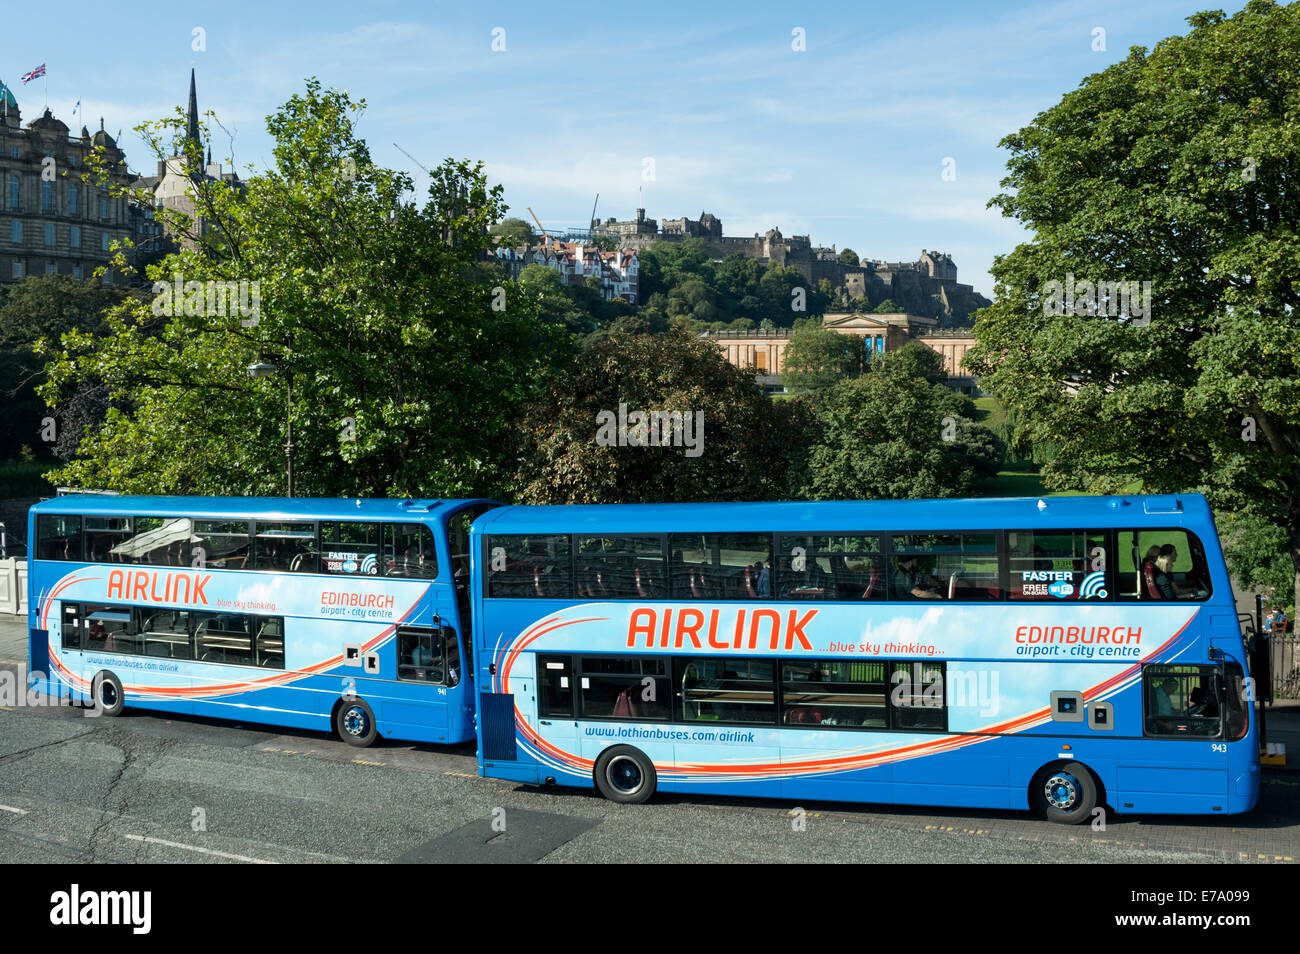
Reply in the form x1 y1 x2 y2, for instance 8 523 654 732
1188 685 1210 716
1153 677 1177 716
895 555 941 599
1154 545 1199 599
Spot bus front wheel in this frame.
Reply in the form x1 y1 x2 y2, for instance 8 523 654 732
335 698 378 747
594 746 657 804
92 671 125 717
1034 761 1098 824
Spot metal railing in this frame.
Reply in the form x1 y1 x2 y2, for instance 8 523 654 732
1273 636 1300 700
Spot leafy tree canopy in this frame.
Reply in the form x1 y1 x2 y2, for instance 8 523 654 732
490 216 537 246
515 329 812 503
800 366 1000 500
965 0 1300 611
0 276 128 462
41 79 569 499
781 321 862 393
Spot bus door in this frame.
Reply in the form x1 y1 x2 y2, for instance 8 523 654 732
1120 663 1243 812
535 654 578 753
383 622 463 743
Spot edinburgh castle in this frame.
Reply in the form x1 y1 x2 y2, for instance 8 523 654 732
592 208 990 326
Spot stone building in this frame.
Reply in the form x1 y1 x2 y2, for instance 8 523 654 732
0 69 242 286
492 241 639 304
593 207 658 241
705 313 980 394
591 208 989 324
0 82 135 285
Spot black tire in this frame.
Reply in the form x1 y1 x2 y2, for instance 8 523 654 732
1034 761 1098 824
593 745 657 804
92 671 125 717
335 698 378 747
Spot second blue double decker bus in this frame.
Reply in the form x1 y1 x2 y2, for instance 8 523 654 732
470 494 1257 823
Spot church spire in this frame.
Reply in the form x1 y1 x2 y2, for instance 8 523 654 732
186 68 201 155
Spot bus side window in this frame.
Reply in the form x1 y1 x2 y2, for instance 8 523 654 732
61 602 82 650
1118 530 1211 602
397 626 444 684
37 514 82 561
388 524 437 579
1143 664 1221 736
1222 663 1249 740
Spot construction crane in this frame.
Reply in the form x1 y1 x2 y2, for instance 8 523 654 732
392 141 431 176
526 206 548 246
589 193 599 233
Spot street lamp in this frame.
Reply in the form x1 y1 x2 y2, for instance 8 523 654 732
247 357 295 497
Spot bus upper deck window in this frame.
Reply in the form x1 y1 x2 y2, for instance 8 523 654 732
37 514 82 561
1117 530 1211 602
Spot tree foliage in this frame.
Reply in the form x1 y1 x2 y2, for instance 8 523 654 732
515 329 812 503
490 216 536 246
800 361 1003 499
870 340 947 383
41 80 568 499
965 0 1300 610
781 320 862 393
0 276 127 462
637 243 832 329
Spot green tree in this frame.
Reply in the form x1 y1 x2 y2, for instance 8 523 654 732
715 254 763 308
951 418 1008 481
490 216 536 246
1218 510 1295 611
515 329 811 503
965 0 1300 612
518 264 595 335
42 79 568 499
839 248 860 266
781 322 861 393
0 276 127 462
758 265 805 325
871 340 947 383
638 239 715 300
801 370 990 500
816 278 837 312
873 298 903 314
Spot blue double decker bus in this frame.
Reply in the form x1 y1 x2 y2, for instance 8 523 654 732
470 494 1257 823
27 495 495 745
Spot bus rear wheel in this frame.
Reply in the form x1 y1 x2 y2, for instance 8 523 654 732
594 746 657 804
93 671 125 717
335 698 378 747
1034 761 1097 824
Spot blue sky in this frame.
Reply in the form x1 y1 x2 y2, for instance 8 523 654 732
1 0 1248 296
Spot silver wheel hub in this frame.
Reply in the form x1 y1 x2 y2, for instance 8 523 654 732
1045 773 1078 810
343 706 367 736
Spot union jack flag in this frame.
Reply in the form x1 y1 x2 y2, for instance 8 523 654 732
21 63 46 85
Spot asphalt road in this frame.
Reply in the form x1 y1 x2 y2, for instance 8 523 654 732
0 661 1296 864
